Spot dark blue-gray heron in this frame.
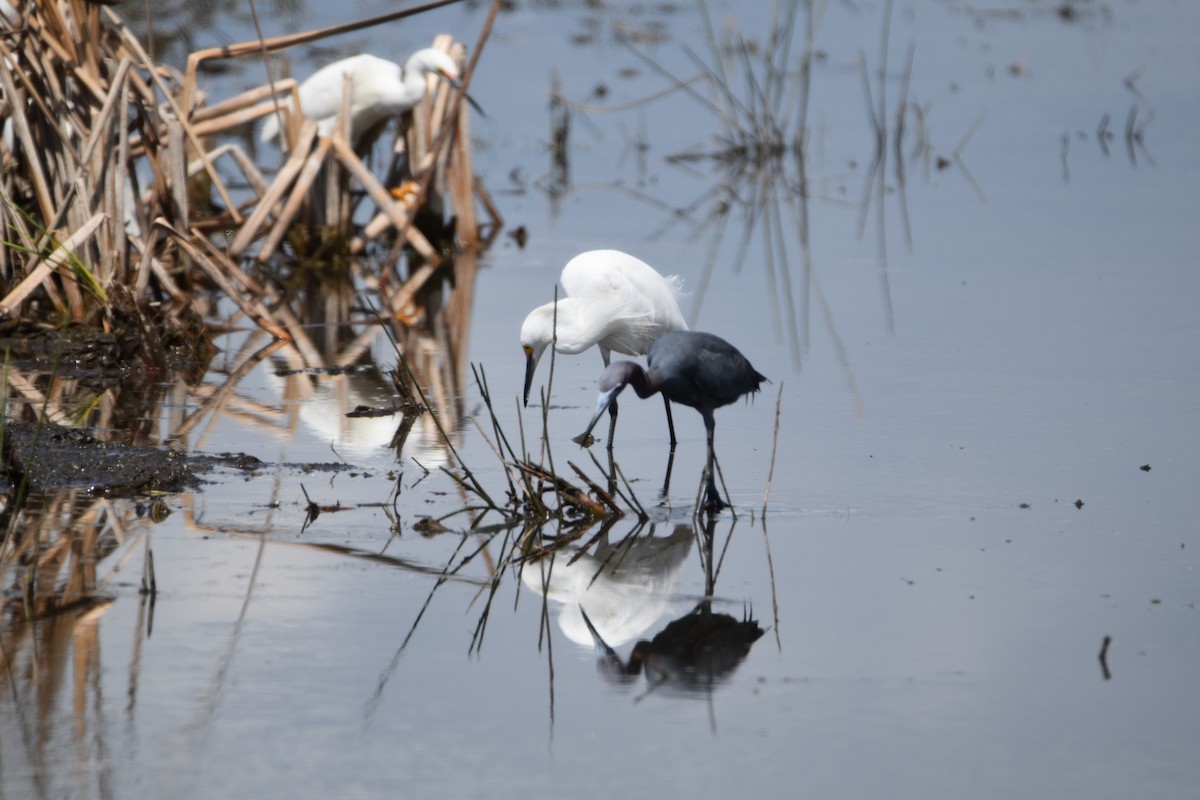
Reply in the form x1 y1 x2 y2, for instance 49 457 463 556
573 330 767 511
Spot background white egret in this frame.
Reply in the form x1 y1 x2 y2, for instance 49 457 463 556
520 249 688 445
259 49 464 143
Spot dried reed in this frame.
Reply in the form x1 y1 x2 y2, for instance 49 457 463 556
0 0 501 345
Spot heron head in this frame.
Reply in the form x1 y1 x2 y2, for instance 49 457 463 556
571 364 635 447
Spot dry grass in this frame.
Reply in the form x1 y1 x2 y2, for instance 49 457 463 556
0 0 513 637
0 0 501 341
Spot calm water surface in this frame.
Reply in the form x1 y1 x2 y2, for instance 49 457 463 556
3 1 1198 798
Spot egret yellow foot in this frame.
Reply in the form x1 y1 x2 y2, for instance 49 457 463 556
389 181 420 203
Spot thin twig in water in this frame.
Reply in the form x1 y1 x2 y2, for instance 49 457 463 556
364 530 472 724
760 516 782 650
761 381 784 518
470 364 526 506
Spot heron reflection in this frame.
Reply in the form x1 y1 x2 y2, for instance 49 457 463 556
578 516 765 696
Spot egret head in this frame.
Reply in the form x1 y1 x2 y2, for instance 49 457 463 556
406 48 460 81
520 307 554 407
405 48 485 116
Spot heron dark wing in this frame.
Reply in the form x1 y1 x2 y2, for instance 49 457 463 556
690 345 766 407
648 331 766 410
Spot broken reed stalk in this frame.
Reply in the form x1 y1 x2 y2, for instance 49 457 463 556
511 462 606 519
470 363 538 511
436 358 620 525
566 461 623 518
488 402 603 522
386 0 504 258
256 136 334 260
609 459 647 520
162 223 289 340
585 449 646 520
0 4 205 327
329 136 437 262
227 119 319 256
761 381 784 518
0 211 106 314
181 0 466 100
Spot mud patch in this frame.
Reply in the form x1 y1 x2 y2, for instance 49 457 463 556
3 423 198 496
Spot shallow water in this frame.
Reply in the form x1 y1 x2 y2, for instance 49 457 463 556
3 1 1199 798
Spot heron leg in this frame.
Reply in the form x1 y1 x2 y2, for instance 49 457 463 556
701 411 726 512
662 396 677 447
659 446 676 502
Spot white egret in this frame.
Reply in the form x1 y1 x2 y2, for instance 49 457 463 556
260 49 469 143
573 331 768 512
520 249 688 445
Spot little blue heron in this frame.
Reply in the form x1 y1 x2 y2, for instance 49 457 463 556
579 602 764 688
572 331 767 512
260 50 480 143
520 249 688 445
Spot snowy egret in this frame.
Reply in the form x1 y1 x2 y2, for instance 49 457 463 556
260 49 478 143
520 249 688 445
573 330 767 512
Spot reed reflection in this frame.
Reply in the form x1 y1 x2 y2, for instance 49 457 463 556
0 489 157 797
170 246 477 475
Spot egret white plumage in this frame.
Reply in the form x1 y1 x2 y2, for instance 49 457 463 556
260 49 475 143
520 249 688 445
573 331 767 512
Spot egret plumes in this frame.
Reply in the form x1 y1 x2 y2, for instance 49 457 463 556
520 249 688 444
260 49 464 143
573 331 767 512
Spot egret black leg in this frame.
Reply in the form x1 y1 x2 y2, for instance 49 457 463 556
662 396 677 447
601 349 619 450
605 442 618 496
605 397 619 450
